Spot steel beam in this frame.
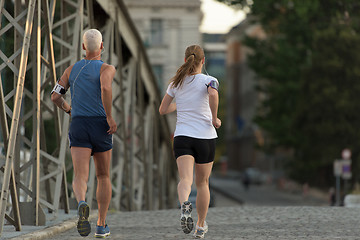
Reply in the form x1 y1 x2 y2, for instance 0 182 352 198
0 0 36 233
0 0 177 236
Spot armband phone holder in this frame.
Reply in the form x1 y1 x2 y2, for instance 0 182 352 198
207 80 219 91
51 81 67 95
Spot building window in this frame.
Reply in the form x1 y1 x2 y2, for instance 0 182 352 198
150 19 163 46
152 65 163 91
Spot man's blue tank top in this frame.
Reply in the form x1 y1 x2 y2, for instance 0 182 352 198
69 59 106 117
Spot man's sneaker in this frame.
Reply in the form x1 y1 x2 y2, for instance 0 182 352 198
193 222 208 239
77 201 91 236
95 224 111 238
180 201 193 234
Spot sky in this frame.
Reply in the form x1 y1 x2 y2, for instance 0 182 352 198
200 0 246 34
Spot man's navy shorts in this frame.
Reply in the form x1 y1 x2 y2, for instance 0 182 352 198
69 116 112 155
173 136 216 164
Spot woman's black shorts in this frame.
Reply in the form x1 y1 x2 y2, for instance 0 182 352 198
173 136 216 164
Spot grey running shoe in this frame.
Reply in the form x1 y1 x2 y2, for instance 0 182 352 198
193 222 208 239
180 201 194 234
77 201 91 236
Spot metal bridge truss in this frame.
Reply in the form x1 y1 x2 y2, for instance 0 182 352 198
0 0 177 235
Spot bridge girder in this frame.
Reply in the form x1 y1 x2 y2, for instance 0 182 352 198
0 0 177 235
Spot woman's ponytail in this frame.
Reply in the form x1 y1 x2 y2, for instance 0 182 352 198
170 45 204 88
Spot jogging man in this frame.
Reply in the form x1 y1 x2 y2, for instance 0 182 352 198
51 29 116 238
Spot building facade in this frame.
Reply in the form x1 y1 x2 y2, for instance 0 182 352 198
123 0 202 94
226 18 266 171
202 33 226 81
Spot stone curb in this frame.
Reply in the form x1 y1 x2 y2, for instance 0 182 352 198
11 212 98 240
210 181 244 204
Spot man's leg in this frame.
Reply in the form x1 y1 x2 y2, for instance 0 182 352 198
71 147 92 202
71 147 92 236
93 149 112 227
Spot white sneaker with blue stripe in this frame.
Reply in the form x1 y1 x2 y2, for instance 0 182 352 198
193 221 208 239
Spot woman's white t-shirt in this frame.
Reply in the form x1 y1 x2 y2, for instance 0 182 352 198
166 74 218 139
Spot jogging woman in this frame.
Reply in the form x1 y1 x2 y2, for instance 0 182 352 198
159 45 221 239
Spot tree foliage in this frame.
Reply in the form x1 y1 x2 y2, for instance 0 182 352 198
218 0 360 187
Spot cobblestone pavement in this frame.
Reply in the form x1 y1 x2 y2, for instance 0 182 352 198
2 190 240 239
51 206 360 240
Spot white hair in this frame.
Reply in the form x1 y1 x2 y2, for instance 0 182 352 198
83 29 102 52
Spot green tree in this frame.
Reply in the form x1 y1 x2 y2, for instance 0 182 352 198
218 0 360 187
293 26 360 185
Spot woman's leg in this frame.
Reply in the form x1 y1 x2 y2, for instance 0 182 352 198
176 155 195 204
195 162 213 227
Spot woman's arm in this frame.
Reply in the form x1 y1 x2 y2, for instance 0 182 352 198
159 94 176 115
208 87 221 128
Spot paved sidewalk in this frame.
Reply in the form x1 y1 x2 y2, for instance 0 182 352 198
0 173 342 239
2 200 359 239
210 172 328 206
2 210 97 240
2 189 239 239
50 206 360 240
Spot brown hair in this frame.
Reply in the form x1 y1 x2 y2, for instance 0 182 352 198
170 45 205 88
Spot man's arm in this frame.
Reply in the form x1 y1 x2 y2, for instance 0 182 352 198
51 66 72 114
100 64 117 134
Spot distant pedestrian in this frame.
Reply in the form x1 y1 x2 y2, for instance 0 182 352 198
329 187 336 206
159 45 221 239
242 171 250 191
51 29 116 238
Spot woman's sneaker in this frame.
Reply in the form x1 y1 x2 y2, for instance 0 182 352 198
193 222 208 239
180 201 194 234
95 224 111 238
77 201 91 236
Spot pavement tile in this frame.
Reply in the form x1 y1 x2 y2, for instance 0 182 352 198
46 206 360 240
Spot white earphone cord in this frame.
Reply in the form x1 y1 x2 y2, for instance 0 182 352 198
203 60 210 76
72 48 105 101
